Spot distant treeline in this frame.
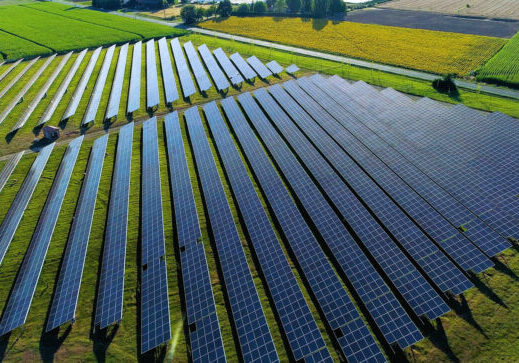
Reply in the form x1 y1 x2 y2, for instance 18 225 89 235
232 0 346 18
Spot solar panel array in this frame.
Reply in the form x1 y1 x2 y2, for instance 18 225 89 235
285 64 299 74
246 56 272 79
184 41 212 92
105 43 129 120
198 45 229 91
146 40 160 110
170 38 196 98
95 122 134 329
0 59 23 83
229 52 257 81
265 60 283 75
185 106 278 362
46 134 108 332
127 41 142 114
0 151 24 193
157 37 178 105
213 47 243 85
0 136 83 336
0 57 40 100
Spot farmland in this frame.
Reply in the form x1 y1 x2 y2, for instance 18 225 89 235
477 31 519 87
0 30 52 61
199 17 506 75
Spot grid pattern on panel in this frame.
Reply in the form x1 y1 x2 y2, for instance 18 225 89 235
267 82 473 296
319 76 512 255
0 151 24 193
62 47 102 120
265 60 283 75
95 122 134 328
198 45 229 91
39 49 88 126
157 37 178 105
46 135 108 331
164 112 226 360
15 52 72 131
271 82 451 320
204 101 329 361
285 64 299 74
0 143 54 265
0 57 39 100
105 43 128 120
246 56 272 79
145 40 160 109
213 48 243 85
82 45 115 125
229 53 256 81
1 54 56 126
237 92 422 350
0 59 22 83
127 41 142 114
185 106 278 362
183 42 212 92
170 38 196 98
0 137 83 336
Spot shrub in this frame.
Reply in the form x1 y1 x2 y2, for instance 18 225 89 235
236 3 249 15
181 5 197 24
253 1 267 13
432 74 459 95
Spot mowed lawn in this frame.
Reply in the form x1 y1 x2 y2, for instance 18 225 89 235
0 3 185 61
200 17 506 75
477 31 519 87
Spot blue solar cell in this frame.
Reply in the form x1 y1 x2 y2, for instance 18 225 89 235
146 40 160 110
246 56 272 79
46 135 108 332
285 64 299 74
229 53 256 81
95 122 134 328
0 57 40 100
213 48 243 85
105 43 129 120
198 45 229 91
127 41 142 114
157 37 179 105
185 106 278 362
170 38 196 98
265 60 283 75
0 136 83 336
0 143 54 265
0 151 24 194
183 41 212 92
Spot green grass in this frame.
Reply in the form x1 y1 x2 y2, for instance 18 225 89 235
477 30 519 88
0 29 52 61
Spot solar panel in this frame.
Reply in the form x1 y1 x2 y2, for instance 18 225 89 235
1 54 56 127
95 122 134 328
105 43 129 120
237 92 422 349
14 52 72 132
0 57 40 100
203 101 330 361
145 40 160 110
39 49 88 126
82 45 115 125
0 58 23 83
0 151 24 193
0 136 83 336
127 41 142 114
0 143 54 265
265 60 283 75
198 45 229 91
285 64 299 74
183 42 212 92
46 134 108 332
163 112 226 361
229 52 256 81
185 106 278 362
62 47 102 120
213 48 243 85
246 56 272 79
157 37 178 105
170 38 196 98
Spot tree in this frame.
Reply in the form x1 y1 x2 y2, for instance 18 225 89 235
196 7 206 21
181 0 189 4
207 4 217 17
253 1 267 13
274 0 286 12
328 0 345 15
266 0 276 9
236 3 249 14
312 0 328 17
286 0 300 12
301 0 311 13
217 0 232 17
181 5 198 24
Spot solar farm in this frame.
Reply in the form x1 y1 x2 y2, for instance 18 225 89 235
0 27 518 363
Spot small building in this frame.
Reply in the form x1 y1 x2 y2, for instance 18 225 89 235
43 125 60 140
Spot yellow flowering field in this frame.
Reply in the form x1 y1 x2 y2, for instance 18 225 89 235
200 17 506 75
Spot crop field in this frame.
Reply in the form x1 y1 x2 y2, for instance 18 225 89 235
380 0 519 20
0 3 185 61
477 31 519 87
199 17 506 75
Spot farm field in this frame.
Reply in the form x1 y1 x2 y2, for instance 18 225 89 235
199 17 506 75
142 4 212 19
0 30 52 61
477 31 519 87
380 0 519 20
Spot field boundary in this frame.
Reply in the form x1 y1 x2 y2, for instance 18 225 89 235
0 27 56 53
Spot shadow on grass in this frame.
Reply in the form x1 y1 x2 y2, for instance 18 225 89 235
448 293 489 339
39 325 72 362
92 325 119 362
492 256 519 282
469 273 507 309
425 318 460 363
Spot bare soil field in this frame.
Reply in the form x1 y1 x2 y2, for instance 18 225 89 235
380 0 519 20
143 4 212 19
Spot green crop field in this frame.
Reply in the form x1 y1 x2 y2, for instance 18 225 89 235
477 31 519 88
0 30 52 61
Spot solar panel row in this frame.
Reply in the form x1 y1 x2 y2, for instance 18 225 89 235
265 60 283 75
185 106 278 362
213 48 243 85
105 43 129 120
39 49 88 126
229 53 256 81
46 134 108 332
0 151 24 194
203 101 330 361
62 47 102 120
0 57 40 100
127 41 142 114
0 136 83 336
145 40 160 110
157 37 179 105
170 38 196 98
246 56 272 79
14 52 73 132
95 122 134 329
0 59 23 83
198 45 229 91
82 45 115 125
285 64 299 74
184 41 212 92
